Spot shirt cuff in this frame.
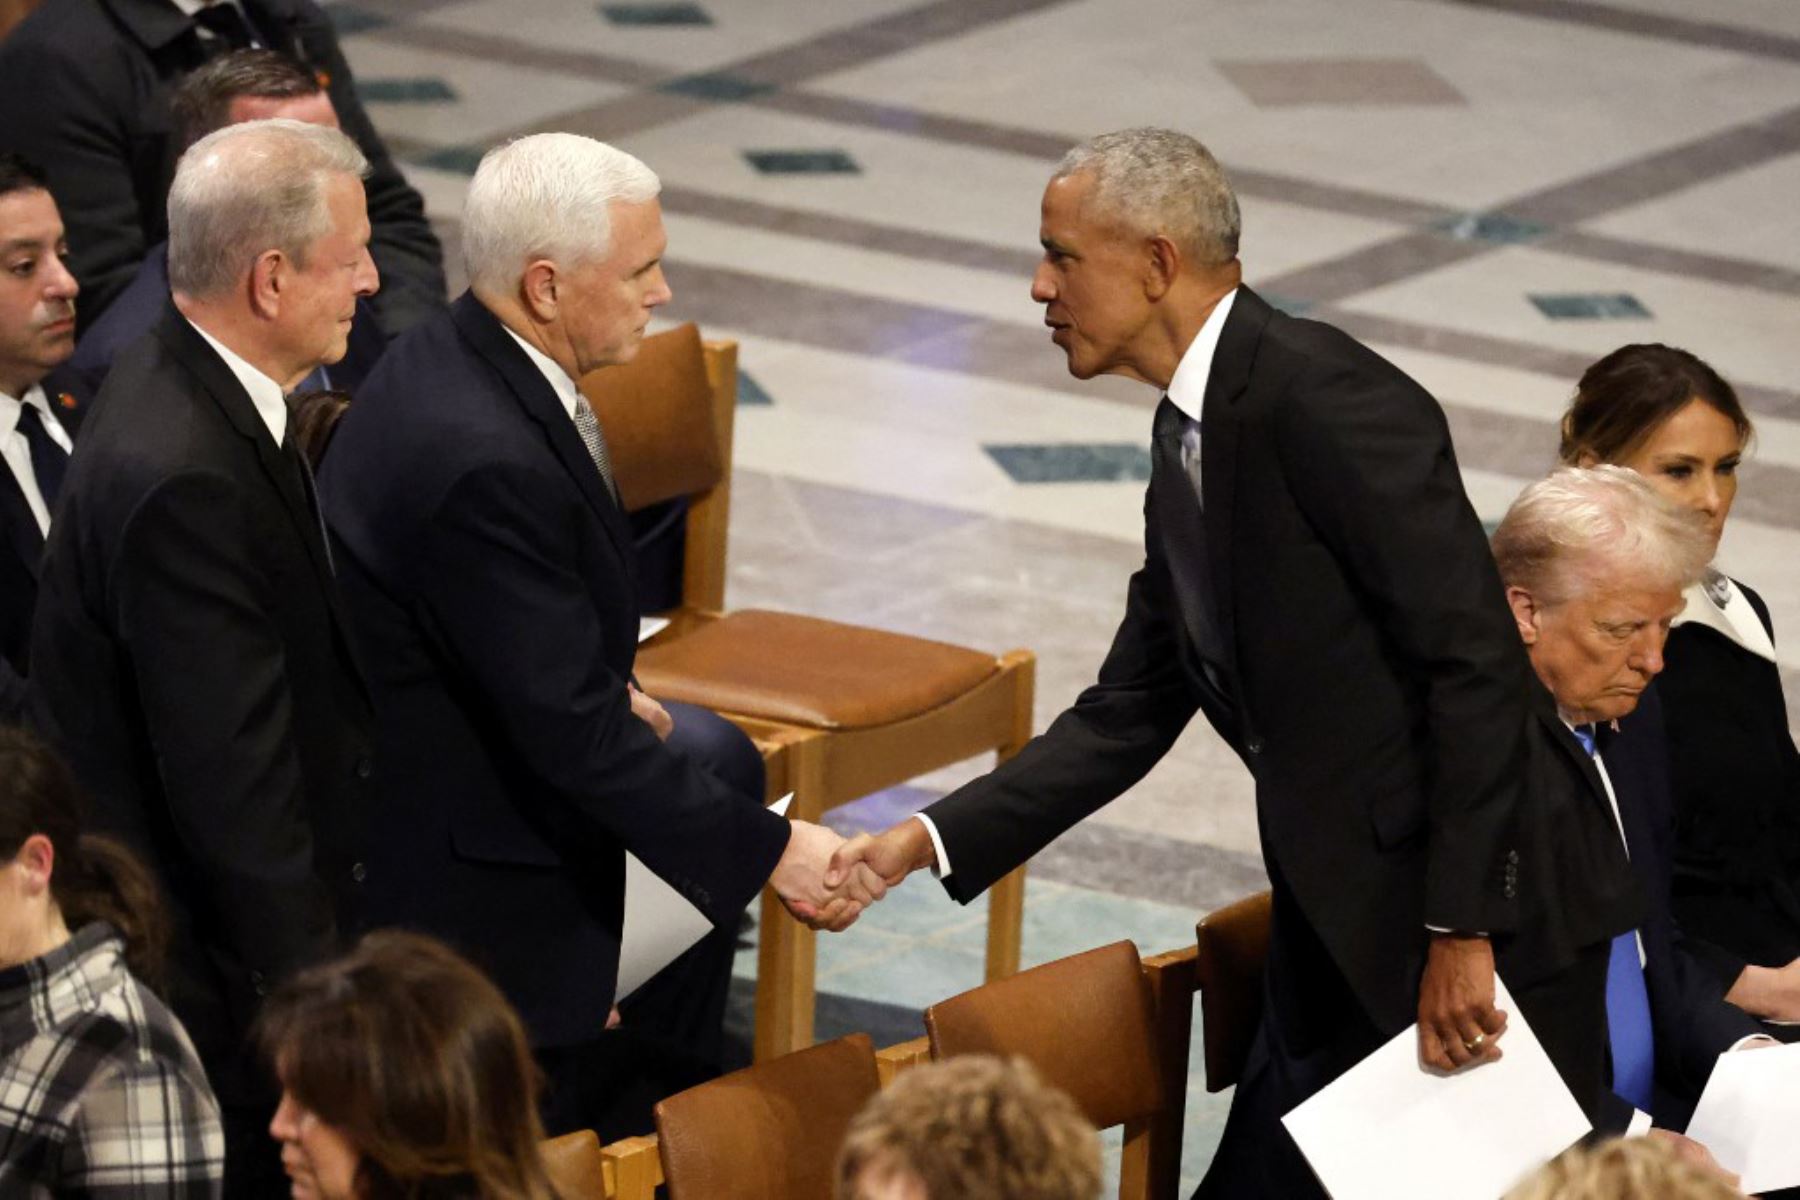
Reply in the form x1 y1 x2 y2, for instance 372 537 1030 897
1425 926 1489 936
911 814 951 879
1729 1034 1778 1052
1626 1109 1654 1138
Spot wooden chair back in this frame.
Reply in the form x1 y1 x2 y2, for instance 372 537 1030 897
579 322 737 611
540 1129 606 1199
654 1032 880 1199
1193 889 1273 1091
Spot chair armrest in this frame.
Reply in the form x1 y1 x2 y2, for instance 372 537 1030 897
876 1036 933 1086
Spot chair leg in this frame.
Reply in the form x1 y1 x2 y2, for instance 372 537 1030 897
752 885 816 1061
984 865 1025 981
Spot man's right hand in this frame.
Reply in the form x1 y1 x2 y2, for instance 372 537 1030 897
771 819 889 933
825 818 938 893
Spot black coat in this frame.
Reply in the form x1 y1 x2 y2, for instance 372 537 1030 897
926 287 1533 1035
318 293 790 1049
29 303 376 1095
1659 581 1800 985
1598 688 1764 1130
0 0 445 337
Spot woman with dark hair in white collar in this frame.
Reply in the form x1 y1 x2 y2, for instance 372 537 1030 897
1561 343 1800 1036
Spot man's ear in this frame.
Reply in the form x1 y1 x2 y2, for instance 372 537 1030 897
248 250 284 320
1506 585 1542 645
1144 234 1179 301
519 259 559 323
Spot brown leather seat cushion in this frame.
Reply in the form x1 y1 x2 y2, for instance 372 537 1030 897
655 1033 879 1200
634 609 999 729
925 940 1162 1130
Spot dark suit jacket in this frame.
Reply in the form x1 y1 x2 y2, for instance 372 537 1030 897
1659 581 1800 985
64 242 387 398
926 286 1532 1035
318 292 790 1049
29 303 375 1098
0 370 91 723
1600 688 1764 1130
0 0 445 336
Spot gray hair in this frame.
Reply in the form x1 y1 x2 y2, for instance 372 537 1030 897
1491 466 1712 606
1053 128 1240 266
167 118 369 298
462 133 661 293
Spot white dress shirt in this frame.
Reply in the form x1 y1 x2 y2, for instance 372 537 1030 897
186 318 288 446
502 326 584 422
0 384 74 536
912 289 1240 880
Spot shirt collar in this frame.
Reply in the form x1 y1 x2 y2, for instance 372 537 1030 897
0 383 55 440
1673 573 1777 663
184 317 288 445
501 325 583 421
1165 287 1238 424
168 0 237 18
0 924 126 1047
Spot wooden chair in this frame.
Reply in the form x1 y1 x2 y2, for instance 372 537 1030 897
1193 890 1273 1091
923 940 1191 1198
541 1129 606 1199
653 1032 881 1199
582 325 1037 1060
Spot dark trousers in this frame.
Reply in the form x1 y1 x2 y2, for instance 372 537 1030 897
538 699 763 1140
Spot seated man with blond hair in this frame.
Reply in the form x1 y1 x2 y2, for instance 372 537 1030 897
836 1056 1100 1200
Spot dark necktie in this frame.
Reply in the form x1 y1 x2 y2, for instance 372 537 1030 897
16 403 69 511
1573 723 1656 1111
282 432 335 576
192 2 259 49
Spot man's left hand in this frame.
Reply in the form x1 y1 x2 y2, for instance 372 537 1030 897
628 683 674 741
1417 932 1507 1071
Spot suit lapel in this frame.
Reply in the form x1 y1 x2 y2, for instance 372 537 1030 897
1194 286 1273 688
152 305 369 693
450 295 637 576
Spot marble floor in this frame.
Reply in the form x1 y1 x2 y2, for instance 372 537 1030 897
329 0 1800 1187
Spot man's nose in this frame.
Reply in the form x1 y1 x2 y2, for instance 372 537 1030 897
1030 264 1055 303
45 255 78 300
356 248 380 296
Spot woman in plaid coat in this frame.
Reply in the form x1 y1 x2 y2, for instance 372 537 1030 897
0 726 224 1196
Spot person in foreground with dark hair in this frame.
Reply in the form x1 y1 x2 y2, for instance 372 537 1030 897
1560 343 1800 1038
0 153 89 724
836 1056 1100 1200
258 930 558 1200
0 725 224 1196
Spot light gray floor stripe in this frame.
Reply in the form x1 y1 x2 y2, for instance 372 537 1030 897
1029 820 1269 916
1418 0 1800 65
1539 229 1800 299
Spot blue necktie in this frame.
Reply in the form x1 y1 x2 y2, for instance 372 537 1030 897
1573 723 1657 1111
16 403 69 511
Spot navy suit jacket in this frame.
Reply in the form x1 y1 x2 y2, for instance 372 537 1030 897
1600 687 1762 1130
65 243 387 398
0 369 91 723
318 292 790 1048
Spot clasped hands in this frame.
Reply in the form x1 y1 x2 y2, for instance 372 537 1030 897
771 819 937 933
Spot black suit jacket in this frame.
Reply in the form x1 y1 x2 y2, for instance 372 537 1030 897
0 370 91 723
0 0 445 336
29 303 375 1096
927 287 1532 1034
1599 689 1763 1130
1659 581 1800 984
318 293 790 1049
63 242 387 398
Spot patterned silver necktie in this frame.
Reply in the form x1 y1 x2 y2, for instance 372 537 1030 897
571 393 621 504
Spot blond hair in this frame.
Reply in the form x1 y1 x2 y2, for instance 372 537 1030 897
1504 1137 1740 1200
836 1056 1100 1200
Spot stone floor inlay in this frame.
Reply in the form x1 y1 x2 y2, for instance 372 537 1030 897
599 2 713 25
743 148 862 174
1528 292 1655 320
358 76 458 103
983 443 1152 485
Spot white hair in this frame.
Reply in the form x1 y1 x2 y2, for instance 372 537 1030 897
461 133 661 293
166 118 369 298
1491 466 1713 605
1053 128 1240 266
